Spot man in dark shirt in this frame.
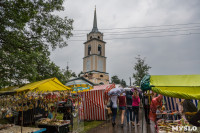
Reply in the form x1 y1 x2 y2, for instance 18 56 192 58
126 91 133 125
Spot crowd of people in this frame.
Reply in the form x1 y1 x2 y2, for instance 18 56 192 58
109 88 142 128
107 87 200 132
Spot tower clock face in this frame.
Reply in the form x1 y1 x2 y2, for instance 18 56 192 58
86 60 91 71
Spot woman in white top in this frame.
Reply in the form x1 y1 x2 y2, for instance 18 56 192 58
110 95 118 127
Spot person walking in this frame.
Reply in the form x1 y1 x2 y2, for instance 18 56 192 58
143 94 151 124
118 93 126 127
132 91 140 126
110 95 118 127
126 90 133 125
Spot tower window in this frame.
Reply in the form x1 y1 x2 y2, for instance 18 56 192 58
98 36 100 39
100 75 103 77
98 45 102 55
88 45 91 55
90 36 92 39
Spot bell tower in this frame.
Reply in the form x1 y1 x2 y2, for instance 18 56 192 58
83 8 109 85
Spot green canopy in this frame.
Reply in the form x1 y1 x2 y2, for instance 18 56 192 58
141 75 200 100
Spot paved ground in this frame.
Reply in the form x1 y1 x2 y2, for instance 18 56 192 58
87 107 151 133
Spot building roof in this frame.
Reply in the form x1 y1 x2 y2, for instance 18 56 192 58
66 77 96 86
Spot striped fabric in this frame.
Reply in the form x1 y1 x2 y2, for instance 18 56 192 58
164 96 198 111
81 84 115 120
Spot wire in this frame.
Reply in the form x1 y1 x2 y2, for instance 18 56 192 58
73 22 200 31
67 32 200 41
72 25 200 35
71 27 200 37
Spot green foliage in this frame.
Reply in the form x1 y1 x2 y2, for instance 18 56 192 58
0 0 73 88
133 55 151 86
78 71 84 77
63 69 77 81
121 79 127 87
111 76 127 87
111 75 121 84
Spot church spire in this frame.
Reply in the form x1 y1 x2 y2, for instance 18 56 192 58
91 6 99 33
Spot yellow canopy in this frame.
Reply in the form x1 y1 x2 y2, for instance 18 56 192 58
0 86 19 93
15 77 71 92
150 75 200 100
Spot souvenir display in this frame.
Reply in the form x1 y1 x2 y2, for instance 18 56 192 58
36 118 70 126
157 118 193 133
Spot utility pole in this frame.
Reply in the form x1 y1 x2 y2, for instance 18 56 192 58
129 77 131 87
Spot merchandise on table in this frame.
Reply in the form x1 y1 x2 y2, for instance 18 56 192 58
36 118 70 126
0 124 14 130
157 118 193 133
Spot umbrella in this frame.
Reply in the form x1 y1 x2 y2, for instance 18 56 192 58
108 88 125 96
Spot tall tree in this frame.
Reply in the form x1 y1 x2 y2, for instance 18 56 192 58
0 0 73 88
133 55 151 86
111 75 121 84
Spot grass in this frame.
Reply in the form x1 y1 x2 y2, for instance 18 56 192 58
81 120 104 133
0 118 12 124
52 112 104 133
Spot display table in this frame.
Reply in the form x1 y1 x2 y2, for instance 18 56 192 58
0 125 46 133
36 118 70 133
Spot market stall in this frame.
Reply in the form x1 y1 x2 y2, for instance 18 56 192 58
0 77 71 133
141 74 200 132
66 77 94 132
82 84 115 121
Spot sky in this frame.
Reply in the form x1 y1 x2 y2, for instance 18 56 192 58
50 0 200 85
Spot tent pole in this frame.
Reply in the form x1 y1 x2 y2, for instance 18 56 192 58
142 92 144 133
21 94 23 133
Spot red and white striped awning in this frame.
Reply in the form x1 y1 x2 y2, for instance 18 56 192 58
92 84 115 91
81 84 115 120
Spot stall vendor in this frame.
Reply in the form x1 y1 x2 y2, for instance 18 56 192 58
63 107 73 125
48 106 55 119
149 95 163 133
185 100 200 127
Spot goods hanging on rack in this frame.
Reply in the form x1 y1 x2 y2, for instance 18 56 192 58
0 77 71 133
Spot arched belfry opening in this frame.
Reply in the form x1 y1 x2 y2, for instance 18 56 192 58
98 45 102 55
88 45 91 55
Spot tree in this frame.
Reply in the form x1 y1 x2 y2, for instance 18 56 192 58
120 79 127 87
78 71 84 77
63 69 77 82
111 75 121 84
133 55 151 86
0 0 73 88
